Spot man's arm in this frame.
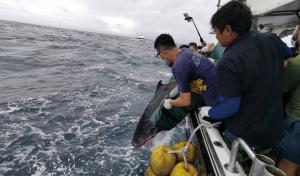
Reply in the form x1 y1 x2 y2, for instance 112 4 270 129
200 59 242 119
292 24 299 41
284 57 300 91
169 92 191 107
168 56 192 108
208 96 240 119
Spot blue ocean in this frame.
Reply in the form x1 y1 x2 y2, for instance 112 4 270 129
0 20 188 176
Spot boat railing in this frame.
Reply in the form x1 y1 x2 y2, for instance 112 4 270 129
191 109 287 176
225 138 286 176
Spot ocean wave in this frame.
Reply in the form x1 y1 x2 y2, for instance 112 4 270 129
0 103 21 115
48 44 80 49
0 20 176 175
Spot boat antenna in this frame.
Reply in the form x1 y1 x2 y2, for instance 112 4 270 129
183 13 206 46
209 0 222 34
217 0 221 10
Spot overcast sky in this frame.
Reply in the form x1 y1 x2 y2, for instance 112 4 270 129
0 0 232 44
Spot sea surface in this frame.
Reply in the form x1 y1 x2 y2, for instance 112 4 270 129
0 20 186 176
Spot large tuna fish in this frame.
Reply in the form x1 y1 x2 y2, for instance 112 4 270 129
131 80 176 148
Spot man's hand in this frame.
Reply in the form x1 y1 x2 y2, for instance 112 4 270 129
199 106 212 119
163 99 172 109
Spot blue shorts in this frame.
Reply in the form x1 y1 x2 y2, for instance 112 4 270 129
275 118 300 164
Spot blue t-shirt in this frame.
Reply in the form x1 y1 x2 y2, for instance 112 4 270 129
171 48 217 106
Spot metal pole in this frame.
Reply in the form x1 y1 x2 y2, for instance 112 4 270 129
217 0 221 10
226 138 256 173
191 18 205 45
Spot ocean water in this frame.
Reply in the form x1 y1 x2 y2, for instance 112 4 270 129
0 20 186 176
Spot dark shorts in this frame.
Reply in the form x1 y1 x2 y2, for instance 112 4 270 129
275 118 300 164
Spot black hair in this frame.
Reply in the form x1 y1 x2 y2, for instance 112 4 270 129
210 1 252 35
154 33 176 49
179 44 189 49
188 42 197 48
197 45 203 49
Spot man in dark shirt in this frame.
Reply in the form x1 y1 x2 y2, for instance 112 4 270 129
198 1 296 175
154 34 217 109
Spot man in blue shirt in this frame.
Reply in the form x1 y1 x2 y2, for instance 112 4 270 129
198 1 297 175
154 34 217 109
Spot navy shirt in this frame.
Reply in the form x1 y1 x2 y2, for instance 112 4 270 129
172 48 217 106
217 32 290 147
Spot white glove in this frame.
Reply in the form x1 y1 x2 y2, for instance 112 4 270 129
199 106 212 119
208 58 215 63
201 46 209 53
163 99 172 109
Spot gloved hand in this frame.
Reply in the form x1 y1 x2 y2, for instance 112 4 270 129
201 46 209 53
199 106 211 119
163 99 172 109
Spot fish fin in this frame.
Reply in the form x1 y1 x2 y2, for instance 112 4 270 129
155 80 163 93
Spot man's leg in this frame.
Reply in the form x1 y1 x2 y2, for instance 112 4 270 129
275 118 300 176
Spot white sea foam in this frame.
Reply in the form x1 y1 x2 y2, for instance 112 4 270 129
150 130 175 150
84 64 107 72
158 71 173 77
0 103 21 115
